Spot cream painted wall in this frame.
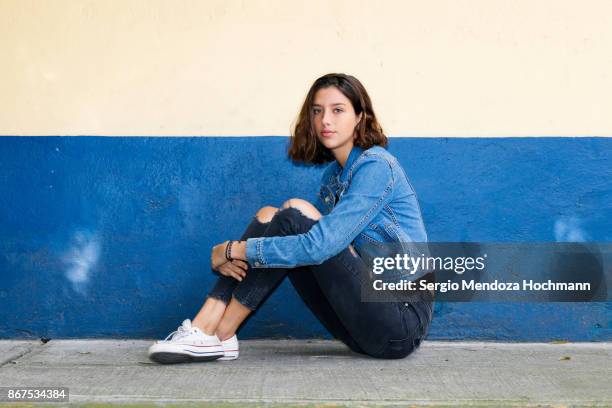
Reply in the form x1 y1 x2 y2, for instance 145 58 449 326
1 0 610 136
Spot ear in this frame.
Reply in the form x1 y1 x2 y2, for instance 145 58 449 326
357 112 363 124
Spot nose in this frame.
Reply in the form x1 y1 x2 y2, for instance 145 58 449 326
322 109 332 125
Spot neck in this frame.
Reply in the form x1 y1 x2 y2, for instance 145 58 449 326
334 143 354 168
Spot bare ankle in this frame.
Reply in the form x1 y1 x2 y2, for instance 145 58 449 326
191 297 228 336
192 320 216 336
216 330 235 342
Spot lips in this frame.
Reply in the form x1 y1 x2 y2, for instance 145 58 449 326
321 130 335 137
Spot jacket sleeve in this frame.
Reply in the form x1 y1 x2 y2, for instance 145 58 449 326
246 155 394 268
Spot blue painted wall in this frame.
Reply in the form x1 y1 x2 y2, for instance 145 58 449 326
0 136 610 340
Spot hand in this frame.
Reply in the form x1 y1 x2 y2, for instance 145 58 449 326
211 241 230 270
217 259 249 282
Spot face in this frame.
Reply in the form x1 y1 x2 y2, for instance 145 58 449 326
312 86 362 155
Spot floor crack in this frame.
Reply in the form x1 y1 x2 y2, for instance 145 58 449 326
0 342 42 368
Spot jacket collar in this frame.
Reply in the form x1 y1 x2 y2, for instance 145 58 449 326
337 145 365 184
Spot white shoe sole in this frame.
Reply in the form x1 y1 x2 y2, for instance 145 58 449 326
218 349 239 360
148 342 224 364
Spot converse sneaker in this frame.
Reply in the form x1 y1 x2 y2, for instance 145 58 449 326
148 319 224 364
218 334 239 360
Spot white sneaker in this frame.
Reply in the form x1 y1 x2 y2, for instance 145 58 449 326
218 335 239 361
148 319 224 364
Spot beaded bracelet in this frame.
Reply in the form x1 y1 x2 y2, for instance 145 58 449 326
225 240 234 261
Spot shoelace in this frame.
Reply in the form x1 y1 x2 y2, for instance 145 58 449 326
163 324 193 342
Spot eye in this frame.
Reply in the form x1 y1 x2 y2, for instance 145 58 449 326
312 108 321 115
334 108 343 113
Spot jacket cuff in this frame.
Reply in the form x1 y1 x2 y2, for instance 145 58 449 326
246 237 266 268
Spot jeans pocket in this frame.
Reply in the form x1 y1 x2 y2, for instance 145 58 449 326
402 302 425 340
380 304 422 359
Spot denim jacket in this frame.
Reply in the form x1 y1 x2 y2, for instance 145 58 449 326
246 145 428 268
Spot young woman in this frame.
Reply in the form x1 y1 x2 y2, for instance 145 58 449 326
148 73 433 363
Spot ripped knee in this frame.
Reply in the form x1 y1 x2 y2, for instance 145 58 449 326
281 198 322 221
255 206 278 223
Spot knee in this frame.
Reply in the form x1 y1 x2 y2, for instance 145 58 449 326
281 198 322 221
255 206 278 223
269 200 319 235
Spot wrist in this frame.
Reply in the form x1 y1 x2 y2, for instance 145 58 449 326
225 240 232 261
230 240 247 261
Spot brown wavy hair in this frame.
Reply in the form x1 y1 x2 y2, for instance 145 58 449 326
288 73 387 164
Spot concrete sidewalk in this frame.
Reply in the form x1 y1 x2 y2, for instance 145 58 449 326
0 339 610 407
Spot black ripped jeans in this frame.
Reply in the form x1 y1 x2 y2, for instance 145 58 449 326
207 207 433 359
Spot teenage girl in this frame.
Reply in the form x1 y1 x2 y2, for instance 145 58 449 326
148 73 433 363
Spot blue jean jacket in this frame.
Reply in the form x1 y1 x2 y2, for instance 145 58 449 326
246 145 428 268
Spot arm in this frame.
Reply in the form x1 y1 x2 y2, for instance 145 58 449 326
211 167 333 269
244 156 394 268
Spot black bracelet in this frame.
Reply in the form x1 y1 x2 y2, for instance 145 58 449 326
225 240 234 261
